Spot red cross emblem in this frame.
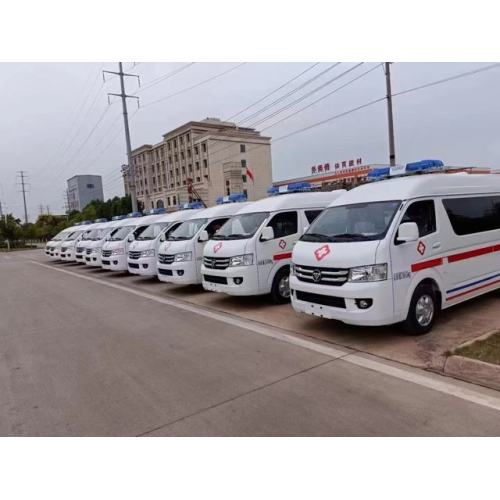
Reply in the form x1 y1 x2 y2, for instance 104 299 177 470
278 239 286 250
314 244 330 261
213 242 222 253
417 241 426 255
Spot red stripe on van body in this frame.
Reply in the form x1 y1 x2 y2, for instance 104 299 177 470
273 252 292 261
411 258 443 273
446 278 500 301
447 244 500 263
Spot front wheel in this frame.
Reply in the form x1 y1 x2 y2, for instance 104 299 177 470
270 267 291 304
402 284 438 335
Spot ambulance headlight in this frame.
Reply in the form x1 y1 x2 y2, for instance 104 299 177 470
229 254 254 267
174 251 192 262
141 249 155 257
112 248 124 256
348 264 388 282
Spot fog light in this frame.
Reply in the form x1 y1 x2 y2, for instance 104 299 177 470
234 277 243 285
113 260 118 265
143 263 149 269
177 270 184 276
355 298 373 309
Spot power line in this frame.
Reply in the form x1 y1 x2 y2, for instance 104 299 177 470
224 63 320 121
248 63 365 128
133 63 196 95
261 63 381 131
237 63 341 125
392 62 500 98
141 63 247 109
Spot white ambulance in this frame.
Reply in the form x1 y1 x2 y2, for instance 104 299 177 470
127 208 202 276
290 160 500 334
201 184 346 303
157 195 250 285
84 219 124 267
46 225 80 260
101 212 164 271
60 222 95 262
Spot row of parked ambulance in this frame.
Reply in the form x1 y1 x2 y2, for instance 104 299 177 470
46 160 500 335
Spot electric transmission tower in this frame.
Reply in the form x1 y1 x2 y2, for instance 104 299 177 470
16 171 29 224
103 63 140 212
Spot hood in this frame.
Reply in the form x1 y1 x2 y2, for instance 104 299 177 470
129 239 156 251
102 240 126 250
203 238 251 258
158 239 191 254
292 240 382 268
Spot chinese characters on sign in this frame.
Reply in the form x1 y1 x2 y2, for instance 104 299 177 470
311 158 362 175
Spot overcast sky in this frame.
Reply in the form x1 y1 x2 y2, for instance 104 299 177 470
1 61 500 221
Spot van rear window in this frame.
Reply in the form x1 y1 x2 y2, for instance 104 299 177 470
443 196 500 235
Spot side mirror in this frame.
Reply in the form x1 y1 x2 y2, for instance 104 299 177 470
127 235 134 243
397 222 419 243
198 230 209 242
260 226 274 241
159 233 166 243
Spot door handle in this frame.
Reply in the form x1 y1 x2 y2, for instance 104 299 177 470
432 242 441 249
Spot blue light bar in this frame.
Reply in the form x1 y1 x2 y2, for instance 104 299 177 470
267 182 313 196
216 193 248 204
112 215 127 221
147 208 166 215
94 218 108 223
179 202 204 210
405 159 444 173
367 167 391 182
80 220 93 225
127 211 143 218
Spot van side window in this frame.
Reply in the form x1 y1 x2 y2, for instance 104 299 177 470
305 209 323 224
205 218 229 238
443 196 500 235
400 200 436 237
267 211 298 238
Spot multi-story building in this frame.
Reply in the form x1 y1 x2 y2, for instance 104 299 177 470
67 174 104 212
125 118 272 210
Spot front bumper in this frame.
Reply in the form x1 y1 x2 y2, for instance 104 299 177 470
157 261 199 284
201 264 262 296
60 247 76 261
101 253 127 271
85 252 103 267
290 275 395 326
128 256 157 276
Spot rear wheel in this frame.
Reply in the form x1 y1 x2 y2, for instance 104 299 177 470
402 283 437 335
270 267 291 304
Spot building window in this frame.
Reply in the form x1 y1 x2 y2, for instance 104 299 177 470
174 154 178 162
183 180 186 185
187 149 191 158
167 197 171 206
188 164 193 173
173 139 177 148
196 162 200 170
181 151 185 160
194 146 199 155
241 159 247 168
202 142 207 153
168 142 171 150
180 136 183 145
186 133 190 142
240 144 246 153
203 159 208 168
173 196 177 205
196 176 201 182
86 183 94 189
182 167 186 174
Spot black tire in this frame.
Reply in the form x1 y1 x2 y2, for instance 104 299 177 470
402 283 438 335
270 267 291 304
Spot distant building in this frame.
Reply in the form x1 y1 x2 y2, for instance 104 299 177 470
123 118 272 209
67 175 104 212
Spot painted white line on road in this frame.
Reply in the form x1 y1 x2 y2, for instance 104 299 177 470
31 260 500 413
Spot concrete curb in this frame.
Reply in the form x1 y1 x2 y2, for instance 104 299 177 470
444 355 500 392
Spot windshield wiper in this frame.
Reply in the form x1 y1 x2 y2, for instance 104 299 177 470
301 233 333 242
331 233 371 241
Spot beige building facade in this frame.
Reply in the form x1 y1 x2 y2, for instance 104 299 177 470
123 118 272 210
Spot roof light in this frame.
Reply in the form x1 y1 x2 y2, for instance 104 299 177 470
216 193 247 204
366 167 391 182
127 211 143 218
267 182 313 196
405 159 444 173
112 215 127 221
179 202 204 210
94 218 108 223
147 208 166 215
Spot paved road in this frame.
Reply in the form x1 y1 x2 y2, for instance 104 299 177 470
1 250 500 436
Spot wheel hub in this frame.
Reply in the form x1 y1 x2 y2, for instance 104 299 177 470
415 294 434 326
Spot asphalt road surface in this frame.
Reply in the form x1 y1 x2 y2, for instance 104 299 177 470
2 249 500 436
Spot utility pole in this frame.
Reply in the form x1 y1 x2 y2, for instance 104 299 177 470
17 170 29 224
384 62 396 166
0 200 3 219
39 204 44 216
103 63 140 212
46 205 50 215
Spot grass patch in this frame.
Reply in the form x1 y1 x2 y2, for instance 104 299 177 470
455 332 500 366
